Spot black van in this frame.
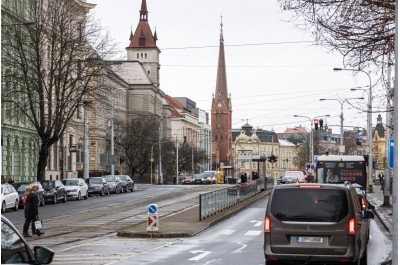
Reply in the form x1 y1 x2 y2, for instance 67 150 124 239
264 183 374 265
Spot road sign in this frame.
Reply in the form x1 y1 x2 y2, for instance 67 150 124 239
387 138 395 169
147 204 159 232
148 204 158 214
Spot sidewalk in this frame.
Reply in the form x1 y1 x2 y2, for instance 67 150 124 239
117 189 271 238
367 184 392 233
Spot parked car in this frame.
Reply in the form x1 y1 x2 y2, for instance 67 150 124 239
193 174 205 185
40 180 67 204
86 177 110 197
1 184 19 213
202 173 213 185
62 178 89 200
15 182 45 208
104 175 123 194
264 183 374 265
1 215 54 264
181 176 194 185
118 175 134 192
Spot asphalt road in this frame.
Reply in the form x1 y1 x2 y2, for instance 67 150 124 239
49 195 391 265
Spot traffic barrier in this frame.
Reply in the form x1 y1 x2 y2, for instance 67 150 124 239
147 204 159 232
199 177 274 220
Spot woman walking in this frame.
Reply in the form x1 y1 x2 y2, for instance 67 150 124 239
23 184 44 237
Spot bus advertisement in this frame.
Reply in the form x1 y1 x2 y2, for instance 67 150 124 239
316 155 367 188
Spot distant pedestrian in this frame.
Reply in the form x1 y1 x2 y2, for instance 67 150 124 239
23 185 44 237
8 177 14 184
380 173 385 191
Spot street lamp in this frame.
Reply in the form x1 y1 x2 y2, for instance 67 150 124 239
319 97 364 154
293 114 330 166
333 67 373 192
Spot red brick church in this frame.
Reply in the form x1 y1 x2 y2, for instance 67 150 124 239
211 19 232 171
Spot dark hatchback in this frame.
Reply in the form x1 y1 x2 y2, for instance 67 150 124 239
86 177 110 197
119 175 134 192
39 180 67 204
14 182 45 208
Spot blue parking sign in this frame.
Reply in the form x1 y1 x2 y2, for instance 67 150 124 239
387 138 395 169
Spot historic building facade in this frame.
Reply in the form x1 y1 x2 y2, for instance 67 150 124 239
211 20 232 171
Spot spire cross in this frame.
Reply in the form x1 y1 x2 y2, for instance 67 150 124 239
220 15 224 42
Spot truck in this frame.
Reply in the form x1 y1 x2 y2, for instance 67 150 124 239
315 155 367 188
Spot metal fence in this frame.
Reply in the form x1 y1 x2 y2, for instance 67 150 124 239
199 177 275 221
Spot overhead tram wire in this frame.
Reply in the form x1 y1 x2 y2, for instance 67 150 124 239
160 40 315 51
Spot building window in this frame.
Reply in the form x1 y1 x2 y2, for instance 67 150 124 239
145 53 147 59
137 53 139 59
139 38 145 46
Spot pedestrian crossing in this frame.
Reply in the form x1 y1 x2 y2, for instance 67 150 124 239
51 225 264 264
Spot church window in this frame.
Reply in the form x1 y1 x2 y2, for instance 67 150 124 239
148 70 150 75
141 53 143 59
145 53 147 59
137 53 139 59
139 37 145 46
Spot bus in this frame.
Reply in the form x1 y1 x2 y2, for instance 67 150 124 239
315 155 367 188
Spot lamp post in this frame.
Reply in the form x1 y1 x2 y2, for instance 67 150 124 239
319 97 364 155
294 114 330 166
333 67 373 193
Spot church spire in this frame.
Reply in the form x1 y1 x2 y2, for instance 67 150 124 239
214 16 229 107
140 0 148 21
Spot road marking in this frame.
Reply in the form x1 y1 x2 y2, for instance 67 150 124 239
189 249 211 261
220 229 235 235
245 230 262 236
232 242 247 253
249 220 263 227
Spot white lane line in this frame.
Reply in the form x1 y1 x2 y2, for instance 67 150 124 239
232 242 247 253
220 229 235 235
189 249 212 261
244 230 262 236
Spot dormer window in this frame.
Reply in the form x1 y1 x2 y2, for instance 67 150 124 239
139 37 145 46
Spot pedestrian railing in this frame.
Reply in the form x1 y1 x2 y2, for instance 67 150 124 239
199 177 275 221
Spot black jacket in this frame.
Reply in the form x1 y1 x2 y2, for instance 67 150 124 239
24 193 39 219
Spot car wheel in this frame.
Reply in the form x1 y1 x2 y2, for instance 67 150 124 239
1 201 5 213
84 191 88 200
77 192 81 201
53 195 57 204
63 193 67 203
107 189 110 196
131 186 134 192
100 190 104 197
13 200 18 211
41 198 45 206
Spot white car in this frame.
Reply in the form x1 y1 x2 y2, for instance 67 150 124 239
62 178 89 200
1 183 19 212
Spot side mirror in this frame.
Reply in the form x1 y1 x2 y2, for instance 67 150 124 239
34 246 55 264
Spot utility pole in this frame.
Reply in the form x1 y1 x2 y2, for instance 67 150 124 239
176 136 179 185
384 54 393 206
110 89 115 176
158 127 162 184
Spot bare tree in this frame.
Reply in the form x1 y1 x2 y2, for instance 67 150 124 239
278 0 395 69
114 115 160 181
1 0 116 180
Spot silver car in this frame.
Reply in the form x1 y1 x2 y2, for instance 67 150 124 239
104 175 123 194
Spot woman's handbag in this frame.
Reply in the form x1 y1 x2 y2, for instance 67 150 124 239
34 217 43 230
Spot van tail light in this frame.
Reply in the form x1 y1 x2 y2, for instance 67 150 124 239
348 218 356 235
264 217 271 233
360 197 366 210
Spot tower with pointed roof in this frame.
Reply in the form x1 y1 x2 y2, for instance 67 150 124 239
126 0 160 87
211 18 232 170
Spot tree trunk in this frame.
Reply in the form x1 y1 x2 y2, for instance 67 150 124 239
36 142 50 181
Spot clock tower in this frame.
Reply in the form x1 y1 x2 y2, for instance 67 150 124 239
211 18 232 170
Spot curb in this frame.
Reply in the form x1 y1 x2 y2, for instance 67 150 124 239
117 189 272 238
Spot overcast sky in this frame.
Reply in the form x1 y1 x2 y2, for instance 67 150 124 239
89 0 385 134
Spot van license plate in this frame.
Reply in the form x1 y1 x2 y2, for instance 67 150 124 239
296 236 323 243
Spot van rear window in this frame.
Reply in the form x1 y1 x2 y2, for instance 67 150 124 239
270 189 348 222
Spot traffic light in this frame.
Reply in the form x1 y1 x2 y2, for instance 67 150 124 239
314 119 319 130
268 155 278 163
183 136 187 143
319 119 324 130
